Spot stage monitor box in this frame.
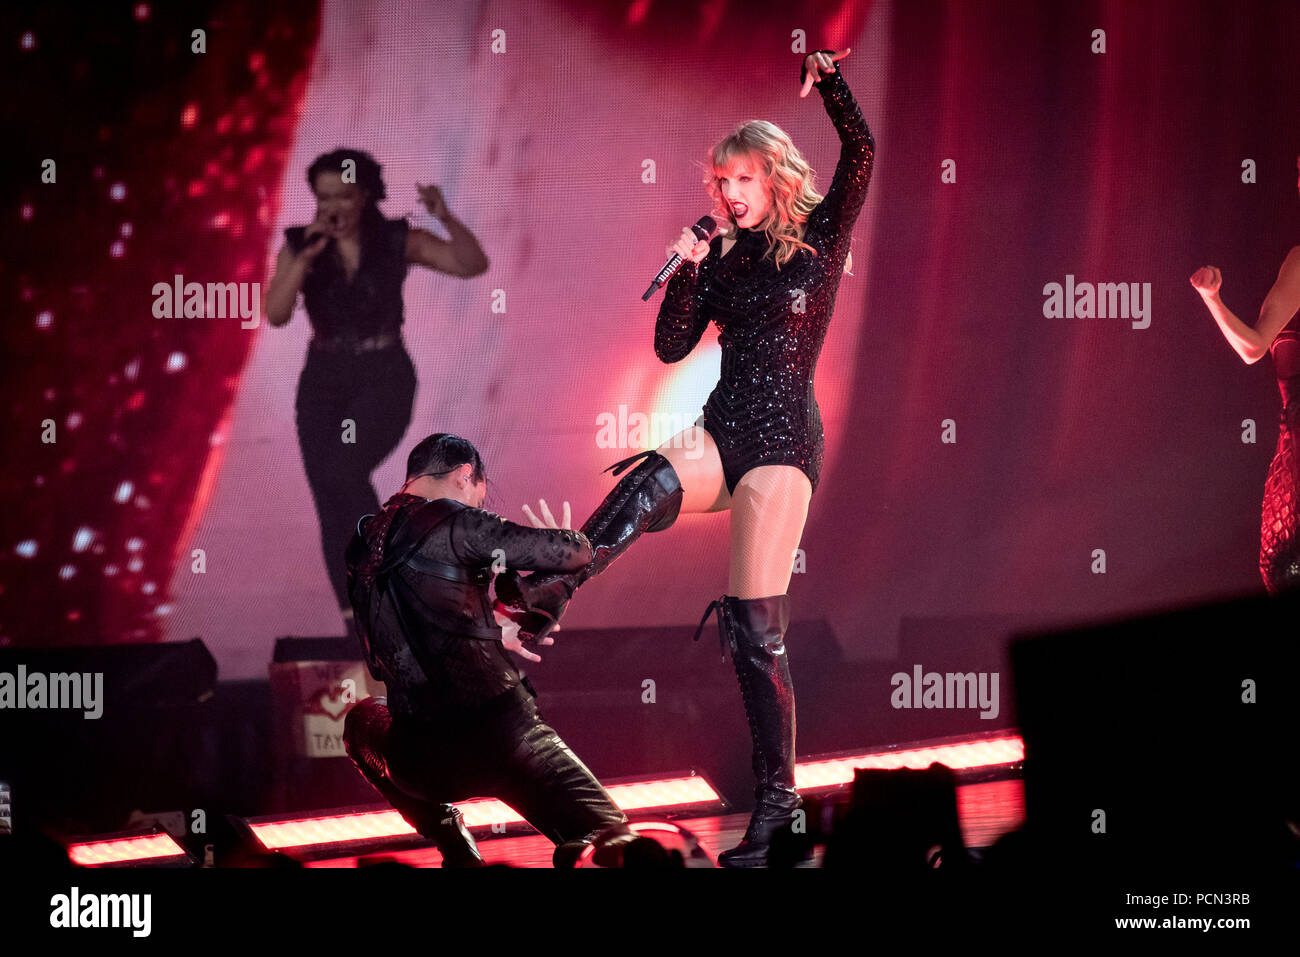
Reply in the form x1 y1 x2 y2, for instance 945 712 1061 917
1011 588 1299 877
268 637 386 814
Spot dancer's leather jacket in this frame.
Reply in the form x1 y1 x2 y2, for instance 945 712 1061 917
345 493 592 722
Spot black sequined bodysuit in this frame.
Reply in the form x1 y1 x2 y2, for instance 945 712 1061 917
1260 307 1300 593
654 59 874 495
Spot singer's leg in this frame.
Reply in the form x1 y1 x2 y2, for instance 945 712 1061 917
494 419 730 639
728 465 811 598
655 419 731 515
715 464 810 867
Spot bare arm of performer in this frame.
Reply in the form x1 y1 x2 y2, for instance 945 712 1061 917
405 183 489 277
1192 246 1300 364
264 213 332 327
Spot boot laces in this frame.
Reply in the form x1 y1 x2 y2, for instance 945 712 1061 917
691 595 735 661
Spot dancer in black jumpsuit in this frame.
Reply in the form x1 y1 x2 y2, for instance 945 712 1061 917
341 433 635 867
266 149 488 637
499 50 874 865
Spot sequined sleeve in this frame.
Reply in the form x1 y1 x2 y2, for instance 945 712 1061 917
441 507 593 573
804 56 875 264
655 261 712 363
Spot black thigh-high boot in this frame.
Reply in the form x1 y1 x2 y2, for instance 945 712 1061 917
497 449 683 638
694 594 802 867
342 698 485 868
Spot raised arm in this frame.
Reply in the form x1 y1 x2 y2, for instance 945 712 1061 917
1191 247 1300 364
406 218 489 277
407 183 489 277
445 508 593 574
802 50 875 261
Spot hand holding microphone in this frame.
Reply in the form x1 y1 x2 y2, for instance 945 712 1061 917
642 215 718 301
297 211 341 265
667 226 711 264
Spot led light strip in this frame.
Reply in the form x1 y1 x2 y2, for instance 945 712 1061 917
794 734 1024 789
64 736 1023 863
67 832 189 867
249 774 723 851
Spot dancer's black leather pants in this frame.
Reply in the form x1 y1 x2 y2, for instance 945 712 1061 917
381 687 628 846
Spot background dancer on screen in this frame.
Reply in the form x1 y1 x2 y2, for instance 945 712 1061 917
500 49 874 866
266 149 489 639
1192 154 1300 593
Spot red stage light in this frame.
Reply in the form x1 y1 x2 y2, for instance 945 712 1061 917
794 734 1024 790
67 831 189 867
603 775 720 810
245 774 723 853
250 809 415 850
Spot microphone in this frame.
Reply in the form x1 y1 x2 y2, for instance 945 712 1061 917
642 215 719 301
307 212 340 249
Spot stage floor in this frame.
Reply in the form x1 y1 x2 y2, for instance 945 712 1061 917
304 777 1024 868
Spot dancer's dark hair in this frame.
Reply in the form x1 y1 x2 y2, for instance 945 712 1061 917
307 148 388 230
405 433 487 485
355 435 488 582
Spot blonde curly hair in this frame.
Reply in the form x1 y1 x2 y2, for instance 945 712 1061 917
705 119 851 274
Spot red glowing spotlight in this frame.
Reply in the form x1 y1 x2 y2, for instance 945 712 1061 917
65 827 192 867
241 771 726 857
794 731 1024 791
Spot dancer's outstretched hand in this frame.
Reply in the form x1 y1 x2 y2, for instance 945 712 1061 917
800 48 850 97
495 604 560 662
501 629 551 663
522 498 574 531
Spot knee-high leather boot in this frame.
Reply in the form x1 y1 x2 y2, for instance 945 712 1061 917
497 450 683 638
694 594 802 867
342 698 485 868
